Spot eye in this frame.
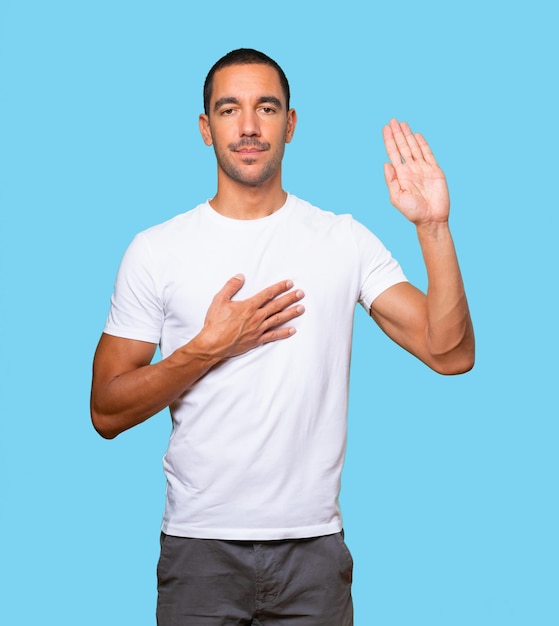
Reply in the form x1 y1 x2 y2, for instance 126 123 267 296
221 108 235 116
259 106 276 115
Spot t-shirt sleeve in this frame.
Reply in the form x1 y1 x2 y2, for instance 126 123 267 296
103 233 163 344
351 218 408 312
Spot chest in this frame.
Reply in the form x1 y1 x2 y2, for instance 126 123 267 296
157 223 360 350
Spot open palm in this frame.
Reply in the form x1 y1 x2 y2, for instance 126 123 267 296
383 119 450 225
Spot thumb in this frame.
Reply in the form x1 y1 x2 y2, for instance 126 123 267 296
217 273 245 301
383 162 397 185
383 162 400 200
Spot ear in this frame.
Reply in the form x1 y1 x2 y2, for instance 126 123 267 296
285 109 297 144
199 114 213 146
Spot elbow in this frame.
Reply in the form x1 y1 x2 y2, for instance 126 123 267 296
92 417 119 440
434 354 475 376
429 339 475 376
90 405 121 440
426 320 475 375
95 427 119 441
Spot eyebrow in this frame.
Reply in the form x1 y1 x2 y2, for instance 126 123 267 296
213 95 284 112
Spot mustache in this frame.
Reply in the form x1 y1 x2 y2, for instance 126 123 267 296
228 138 271 151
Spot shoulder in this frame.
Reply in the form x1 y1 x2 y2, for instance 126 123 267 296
287 194 360 230
288 194 384 247
116 204 208 273
136 203 206 246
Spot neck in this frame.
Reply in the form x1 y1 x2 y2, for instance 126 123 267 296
209 173 287 220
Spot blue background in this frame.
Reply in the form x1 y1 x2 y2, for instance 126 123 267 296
1 1 557 624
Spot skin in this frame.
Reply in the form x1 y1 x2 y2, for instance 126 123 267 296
198 63 297 219
91 64 474 440
370 119 475 374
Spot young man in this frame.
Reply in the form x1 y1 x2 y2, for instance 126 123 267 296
91 48 474 625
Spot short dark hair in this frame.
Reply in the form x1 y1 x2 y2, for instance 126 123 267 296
203 48 291 115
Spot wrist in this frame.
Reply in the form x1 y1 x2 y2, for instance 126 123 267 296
171 331 224 372
187 329 228 365
415 219 451 240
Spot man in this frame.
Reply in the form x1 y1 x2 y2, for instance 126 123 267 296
91 48 474 625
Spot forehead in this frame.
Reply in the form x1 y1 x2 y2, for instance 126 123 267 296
210 64 285 106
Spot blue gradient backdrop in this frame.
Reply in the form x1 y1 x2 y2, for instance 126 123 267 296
1 1 557 624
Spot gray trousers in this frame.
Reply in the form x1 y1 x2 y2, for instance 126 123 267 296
156 531 354 625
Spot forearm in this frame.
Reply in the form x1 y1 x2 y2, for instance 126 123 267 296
417 220 475 372
91 334 221 439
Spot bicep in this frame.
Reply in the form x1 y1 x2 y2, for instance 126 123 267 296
92 333 158 388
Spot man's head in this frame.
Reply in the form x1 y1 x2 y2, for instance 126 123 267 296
199 49 296 191
203 48 290 115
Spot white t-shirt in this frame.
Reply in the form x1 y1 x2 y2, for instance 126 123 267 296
104 194 407 540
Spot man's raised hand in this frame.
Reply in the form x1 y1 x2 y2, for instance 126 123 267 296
383 119 450 226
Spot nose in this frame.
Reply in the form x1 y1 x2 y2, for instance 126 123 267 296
239 109 260 137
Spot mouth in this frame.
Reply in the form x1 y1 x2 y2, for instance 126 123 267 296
229 140 271 154
236 148 264 156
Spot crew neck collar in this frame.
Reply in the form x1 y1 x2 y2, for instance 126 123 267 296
202 194 294 226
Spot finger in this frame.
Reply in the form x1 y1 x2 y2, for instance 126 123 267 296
260 303 306 343
415 133 439 166
262 301 305 332
382 123 403 167
251 279 295 308
259 325 298 345
388 118 413 163
400 121 424 161
216 273 245 302
261 288 305 317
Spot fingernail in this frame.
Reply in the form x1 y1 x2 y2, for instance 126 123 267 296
285 280 294 288
295 290 305 298
296 305 305 313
